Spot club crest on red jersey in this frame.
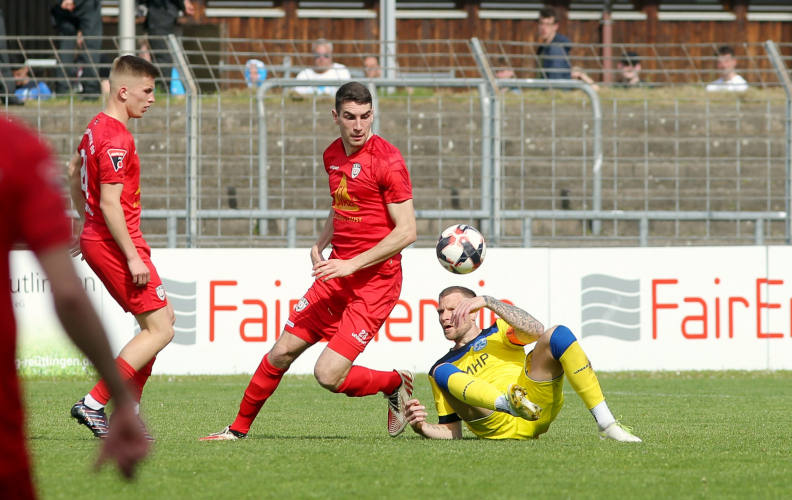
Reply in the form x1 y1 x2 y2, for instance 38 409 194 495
107 149 127 172
351 163 362 179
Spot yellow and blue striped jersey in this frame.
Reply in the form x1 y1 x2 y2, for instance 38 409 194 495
429 319 528 424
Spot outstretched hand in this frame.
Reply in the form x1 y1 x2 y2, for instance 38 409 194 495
95 403 150 480
405 398 427 432
450 296 487 328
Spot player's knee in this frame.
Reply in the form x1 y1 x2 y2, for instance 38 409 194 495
313 364 343 391
269 343 299 368
432 363 463 392
548 325 577 360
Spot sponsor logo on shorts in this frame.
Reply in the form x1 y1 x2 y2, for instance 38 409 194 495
107 148 127 172
351 329 370 345
286 320 294 328
472 338 487 352
329 165 340 170
156 285 166 301
295 297 309 312
351 163 362 178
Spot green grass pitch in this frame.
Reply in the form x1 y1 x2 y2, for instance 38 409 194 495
24 371 792 500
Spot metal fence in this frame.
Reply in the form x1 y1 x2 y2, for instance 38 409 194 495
2 36 790 248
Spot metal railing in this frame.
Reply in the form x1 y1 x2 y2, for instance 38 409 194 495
3 36 791 247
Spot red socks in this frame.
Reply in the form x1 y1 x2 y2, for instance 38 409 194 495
231 355 287 434
88 357 137 405
334 367 402 398
131 357 156 403
88 357 156 405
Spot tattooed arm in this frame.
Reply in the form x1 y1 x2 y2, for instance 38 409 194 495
482 295 544 342
450 295 545 344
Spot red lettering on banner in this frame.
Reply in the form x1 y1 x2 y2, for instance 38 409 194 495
652 279 678 339
240 299 267 341
715 297 721 339
209 281 238 342
681 298 707 339
275 299 281 340
419 299 438 342
728 297 749 339
757 278 783 338
385 300 412 342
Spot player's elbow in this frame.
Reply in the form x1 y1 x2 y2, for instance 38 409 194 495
401 222 417 246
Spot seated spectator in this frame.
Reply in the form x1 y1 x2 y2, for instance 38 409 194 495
11 59 52 101
245 59 267 87
536 7 571 80
293 38 351 96
363 56 381 79
616 52 643 88
706 46 748 92
493 57 521 94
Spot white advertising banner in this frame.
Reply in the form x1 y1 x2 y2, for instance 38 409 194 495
11 246 792 375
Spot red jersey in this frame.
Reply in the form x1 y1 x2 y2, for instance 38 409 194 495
0 117 71 476
324 134 412 263
78 112 143 241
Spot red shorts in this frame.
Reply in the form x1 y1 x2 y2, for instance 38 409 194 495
81 238 167 315
284 258 403 361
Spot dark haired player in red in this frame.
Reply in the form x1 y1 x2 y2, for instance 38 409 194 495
67 55 175 440
202 82 417 440
0 117 149 500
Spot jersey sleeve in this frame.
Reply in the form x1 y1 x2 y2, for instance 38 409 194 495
377 154 412 204
96 132 129 184
493 318 529 348
15 142 72 253
428 375 461 424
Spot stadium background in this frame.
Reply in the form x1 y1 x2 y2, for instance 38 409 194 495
4 3 792 499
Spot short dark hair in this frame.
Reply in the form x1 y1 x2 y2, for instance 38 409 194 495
539 6 558 22
335 82 372 113
9 54 26 72
717 46 735 57
109 55 160 82
439 286 477 302
620 51 640 67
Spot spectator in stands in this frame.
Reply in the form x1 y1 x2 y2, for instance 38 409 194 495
706 46 748 92
536 7 571 80
364 56 382 79
142 0 195 91
0 7 23 105
11 58 52 101
50 0 102 100
494 57 521 94
616 51 643 88
137 38 185 96
293 39 352 96
245 59 267 87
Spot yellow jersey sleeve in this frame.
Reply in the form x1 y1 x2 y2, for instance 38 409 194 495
428 375 461 424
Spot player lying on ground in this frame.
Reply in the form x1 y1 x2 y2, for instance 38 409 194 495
0 118 149 500
201 82 416 441
67 55 175 440
405 286 642 442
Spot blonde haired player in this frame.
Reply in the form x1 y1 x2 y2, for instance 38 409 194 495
405 286 641 442
67 55 175 440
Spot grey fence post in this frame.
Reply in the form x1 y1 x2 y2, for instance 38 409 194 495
167 216 177 248
639 217 649 247
287 217 297 248
478 83 493 239
755 219 765 246
167 35 198 248
471 37 500 244
368 81 380 136
523 218 533 248
765 40 792 244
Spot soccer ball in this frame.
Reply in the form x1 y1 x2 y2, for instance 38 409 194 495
436 225 487 274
